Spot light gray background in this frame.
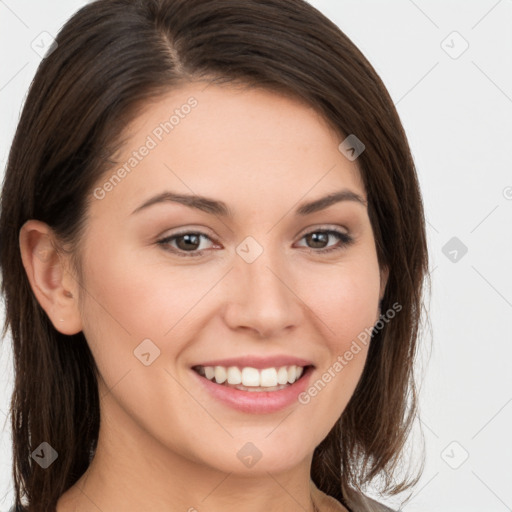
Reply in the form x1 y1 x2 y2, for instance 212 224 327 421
1 1 511 511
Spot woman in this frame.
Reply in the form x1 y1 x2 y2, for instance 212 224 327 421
0 0 429 511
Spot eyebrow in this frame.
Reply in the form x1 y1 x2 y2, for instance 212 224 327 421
131 189 367 217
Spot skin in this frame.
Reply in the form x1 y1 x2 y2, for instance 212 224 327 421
20 82 388 512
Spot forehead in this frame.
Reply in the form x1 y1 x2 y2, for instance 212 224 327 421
92 82 365 217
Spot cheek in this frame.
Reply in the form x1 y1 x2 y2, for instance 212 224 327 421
74 236 180 384
76 238 226 404
79 239 191 339
75 244 203 443
304 255 381 346
299 255 381 398
283 258 381 447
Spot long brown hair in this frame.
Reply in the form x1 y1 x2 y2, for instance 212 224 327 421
0 1 429 510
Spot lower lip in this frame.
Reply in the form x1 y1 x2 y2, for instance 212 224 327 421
191 366 314 414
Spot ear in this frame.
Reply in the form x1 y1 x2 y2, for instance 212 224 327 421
19 220 83 335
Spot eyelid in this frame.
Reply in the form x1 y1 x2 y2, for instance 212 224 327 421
295 223 350 238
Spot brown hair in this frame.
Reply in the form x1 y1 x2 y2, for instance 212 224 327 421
0 0 429 510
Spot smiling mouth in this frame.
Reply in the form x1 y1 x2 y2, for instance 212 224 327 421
192 364 313 392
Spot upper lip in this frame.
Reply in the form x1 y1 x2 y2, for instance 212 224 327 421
192 355 314 370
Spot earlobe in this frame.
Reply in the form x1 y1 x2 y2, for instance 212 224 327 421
19 220 83 335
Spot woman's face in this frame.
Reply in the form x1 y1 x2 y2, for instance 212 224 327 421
72 83 386 475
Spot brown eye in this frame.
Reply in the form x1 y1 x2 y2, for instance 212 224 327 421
157 231 216 257
297 229 354 253
304 232 329 249
175 233 201 251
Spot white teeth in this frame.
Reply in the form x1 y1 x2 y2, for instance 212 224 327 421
197 364 307 388
260 368 277 387
227 366 242 385
214 366 227 384
287 365 296 384
241 367 260 386
277 366 289 385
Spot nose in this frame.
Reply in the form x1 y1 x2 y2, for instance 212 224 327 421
222 244 303 338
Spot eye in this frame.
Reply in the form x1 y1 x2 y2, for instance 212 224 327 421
295 229 354 254
157 231 218 257
157 227 354 258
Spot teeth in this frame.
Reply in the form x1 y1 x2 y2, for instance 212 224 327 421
227 366 242 385
214 366 227 384
277 366 289 385
260 368 277 387
196 364 307 387
225 382 289 392
241 367 260 386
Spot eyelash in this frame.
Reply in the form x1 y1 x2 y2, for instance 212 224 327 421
156 228 354 258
